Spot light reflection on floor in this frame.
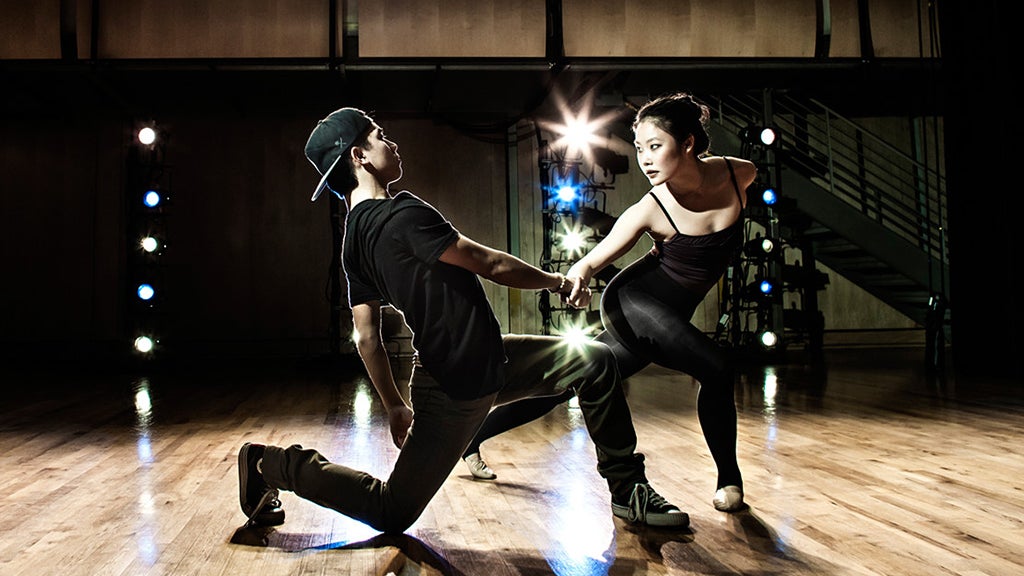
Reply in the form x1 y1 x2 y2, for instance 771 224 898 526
538 404 617 576
756 365 794 554
761 366 779 446
133 377 160 566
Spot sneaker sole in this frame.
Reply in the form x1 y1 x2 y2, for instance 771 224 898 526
611 504 690 528
238 443 285 526
238 443 253 513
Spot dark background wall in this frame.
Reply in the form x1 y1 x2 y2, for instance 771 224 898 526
940 1 1022 383
3 0 1018 382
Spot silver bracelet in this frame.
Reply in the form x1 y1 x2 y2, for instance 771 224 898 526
554 275 567 293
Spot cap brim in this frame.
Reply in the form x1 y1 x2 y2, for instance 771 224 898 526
310 152 343 202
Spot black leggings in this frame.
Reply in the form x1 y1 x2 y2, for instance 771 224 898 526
464 254 742 489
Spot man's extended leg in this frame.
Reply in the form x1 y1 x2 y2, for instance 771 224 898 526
256 367 495 534
497 334 688 527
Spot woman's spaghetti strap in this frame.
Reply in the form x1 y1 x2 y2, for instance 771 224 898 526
723 157 743 204
647 191 681 234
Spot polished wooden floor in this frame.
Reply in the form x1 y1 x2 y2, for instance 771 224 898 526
1 347 1021 576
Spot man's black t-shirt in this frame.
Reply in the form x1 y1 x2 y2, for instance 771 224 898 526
343 191 507 399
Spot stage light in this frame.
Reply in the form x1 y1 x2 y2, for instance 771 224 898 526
141 236 160 253
743 236 776 260
560 325 590 349
559 229 587 256
539 90 623 164
743 278 778 301
143 190 162 208
562 121 591 155
137 283 155 301
138 127 157 145
741 124 778 148
134 335 155 353
550 169 581 207
760 330 778 348
746 182 778 208
556 316 601 352
557 185 577 203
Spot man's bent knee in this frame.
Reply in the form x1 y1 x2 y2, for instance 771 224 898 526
574 341 619 395
374 509 419 535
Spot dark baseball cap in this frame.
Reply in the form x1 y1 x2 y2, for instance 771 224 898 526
304 107 373 201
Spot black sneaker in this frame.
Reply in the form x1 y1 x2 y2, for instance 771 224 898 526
611 483 689 528
238 442 285 526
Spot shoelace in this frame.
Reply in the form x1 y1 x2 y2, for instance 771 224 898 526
626 483 671 523
246 489 282 526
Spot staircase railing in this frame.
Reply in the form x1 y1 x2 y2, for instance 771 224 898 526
703 91 949 285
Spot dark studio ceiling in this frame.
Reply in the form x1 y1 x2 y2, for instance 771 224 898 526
1 56 943 135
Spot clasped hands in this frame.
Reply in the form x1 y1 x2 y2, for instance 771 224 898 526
555 274 592 309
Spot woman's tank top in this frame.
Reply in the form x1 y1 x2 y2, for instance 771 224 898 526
649 157 745 297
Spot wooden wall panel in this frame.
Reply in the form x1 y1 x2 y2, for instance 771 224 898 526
870 0 936 57
1 0 936 61
0 0 95 60
827 0 935 58
512 121 545 334
564 0 817 57
827 0 862 57
750 0 817 57
358 0 546 57
97 0 329 59
562 0 692 57
0 0 61 58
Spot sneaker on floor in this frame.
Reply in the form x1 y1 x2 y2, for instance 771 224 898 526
713 485 745 512
463 452 497 480
611 482 689 528
238 442 286 526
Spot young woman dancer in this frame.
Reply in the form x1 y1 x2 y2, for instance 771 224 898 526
462 92 756 512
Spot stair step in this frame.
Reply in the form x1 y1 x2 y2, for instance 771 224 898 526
815 249 869 263
860 276 917 288
830 258 889 271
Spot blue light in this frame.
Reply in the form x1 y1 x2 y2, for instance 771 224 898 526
556 185 577 202
762 187 777 206
137 283 155 301
760 280 774 295
143 190 162 208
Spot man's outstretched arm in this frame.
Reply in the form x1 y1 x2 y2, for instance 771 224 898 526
438 234 583 299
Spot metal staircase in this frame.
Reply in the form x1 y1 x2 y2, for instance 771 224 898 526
702 90 949 328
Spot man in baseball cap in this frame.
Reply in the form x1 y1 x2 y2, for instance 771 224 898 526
235 107 686 534
304 107 373 202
